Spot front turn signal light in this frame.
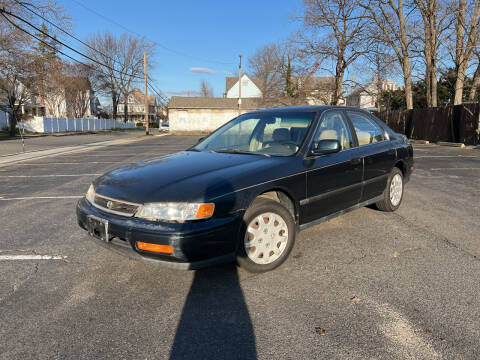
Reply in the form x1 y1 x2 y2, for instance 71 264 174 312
196 203 215 219
137 242 173 254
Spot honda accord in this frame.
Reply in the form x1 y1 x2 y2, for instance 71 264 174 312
76 106 414 272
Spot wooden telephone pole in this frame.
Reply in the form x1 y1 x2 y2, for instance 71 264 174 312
143 51 149 135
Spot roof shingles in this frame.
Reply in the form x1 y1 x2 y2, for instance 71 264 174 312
168 97 260 110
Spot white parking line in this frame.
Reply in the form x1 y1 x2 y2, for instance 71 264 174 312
0 255 66 260
61 154 136 157
4 174 101 178
430 167 480 170
0 196 83 200
416 155 480 159
10 161 119 165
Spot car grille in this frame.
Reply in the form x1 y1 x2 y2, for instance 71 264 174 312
92 194 140 217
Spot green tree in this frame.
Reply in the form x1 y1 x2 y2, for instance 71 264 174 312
285 56 295 97
380 89 406 110
31 23 60 61
412 81 427 109
31 23 62 108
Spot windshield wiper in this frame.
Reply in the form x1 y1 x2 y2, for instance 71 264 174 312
213 149 270 157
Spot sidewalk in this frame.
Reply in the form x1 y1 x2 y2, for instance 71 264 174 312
0 133 151 168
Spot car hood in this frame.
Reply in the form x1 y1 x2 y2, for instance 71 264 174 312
93 151 290 204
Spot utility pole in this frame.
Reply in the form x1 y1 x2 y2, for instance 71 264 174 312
238 54 242 115
143 51 149 135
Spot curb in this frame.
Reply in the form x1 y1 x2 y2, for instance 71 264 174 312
411 140 430 144
436 142 465 148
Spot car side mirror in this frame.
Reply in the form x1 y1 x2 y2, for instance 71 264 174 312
198 136 205 143
311 139 341 156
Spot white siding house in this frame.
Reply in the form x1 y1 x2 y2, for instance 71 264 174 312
225 74 262 98
346 79 401 110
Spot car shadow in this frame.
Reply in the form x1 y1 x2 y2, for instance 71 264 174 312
169 264 257 360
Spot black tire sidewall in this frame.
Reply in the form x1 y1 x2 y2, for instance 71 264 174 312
236 198 296 273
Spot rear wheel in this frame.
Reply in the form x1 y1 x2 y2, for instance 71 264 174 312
376 167 404 212
236 198 296 273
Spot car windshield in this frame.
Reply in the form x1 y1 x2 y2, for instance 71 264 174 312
194 111 316 156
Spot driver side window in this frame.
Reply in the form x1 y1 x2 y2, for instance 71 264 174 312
314 111 353 150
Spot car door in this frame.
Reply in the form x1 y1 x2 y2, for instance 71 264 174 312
345 110 396 202
302 110 363 224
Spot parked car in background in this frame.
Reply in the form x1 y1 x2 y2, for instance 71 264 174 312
77 106 414 272
160 121 169 131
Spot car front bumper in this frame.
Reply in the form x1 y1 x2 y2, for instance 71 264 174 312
76 198 243 269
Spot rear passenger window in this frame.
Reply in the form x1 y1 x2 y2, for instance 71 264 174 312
347 111 384 146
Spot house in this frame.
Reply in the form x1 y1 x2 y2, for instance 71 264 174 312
224 74 338 105
3 77 99 119
346 79 400 110
291 76 338 105
168 96 260 132
117 88 158 124
224 74 262 98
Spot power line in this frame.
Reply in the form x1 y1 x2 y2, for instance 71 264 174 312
1 7 146 81
7 4 167 99
13 1 116 65
1 8 167 107
68 0 235 65
147 77 168 101
12 0 135 75
0 11 136 88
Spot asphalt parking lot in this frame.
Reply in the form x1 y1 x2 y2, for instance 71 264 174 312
0 134 479 359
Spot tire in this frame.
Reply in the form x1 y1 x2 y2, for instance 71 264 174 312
376 167 404 212
236 198 296 273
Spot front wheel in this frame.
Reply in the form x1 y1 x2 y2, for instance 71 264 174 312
376 167 404 212
236 198 296 273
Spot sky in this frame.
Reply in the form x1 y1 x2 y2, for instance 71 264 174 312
60 0 304 98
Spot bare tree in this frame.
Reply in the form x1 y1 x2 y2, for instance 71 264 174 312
199 79 213 97
42 61 66 117
452 0 480 105
360 0 415 110
64 64 93 118
248 43 285 101
469 51 480 100
298 0 369 105
415 0 453 107
361 42 399 111
0 46 35 134
85 32 154 121
0 0 68 134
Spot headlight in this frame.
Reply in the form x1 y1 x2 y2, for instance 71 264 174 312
86 184 95 203
135 202 215 222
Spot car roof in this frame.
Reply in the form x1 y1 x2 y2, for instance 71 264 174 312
248 105 371 114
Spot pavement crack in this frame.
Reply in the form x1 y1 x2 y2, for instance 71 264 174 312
391 212 479 262
0 262 41 304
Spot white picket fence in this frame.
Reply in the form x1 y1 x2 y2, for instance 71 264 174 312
18 116 135 133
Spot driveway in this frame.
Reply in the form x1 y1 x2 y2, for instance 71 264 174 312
0 136 479 359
